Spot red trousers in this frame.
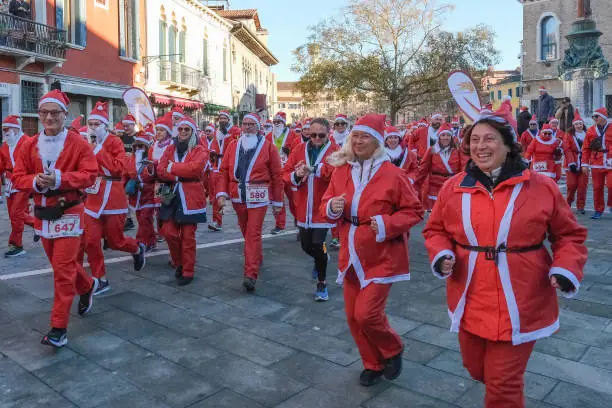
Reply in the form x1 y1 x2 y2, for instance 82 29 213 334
83 213 139 278
591 169 612 212
274 182 295 229
6 191 34 247
344 268 403 371
42 237 93 328
459 329 535 408
566 170 589 210
208 171 223 226
234 204 267 280
136 207 156 247
161 221 197 277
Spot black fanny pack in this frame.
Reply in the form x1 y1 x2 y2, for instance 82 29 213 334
34 199 80 221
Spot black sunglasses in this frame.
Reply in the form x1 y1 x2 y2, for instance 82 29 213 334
310 133 327 139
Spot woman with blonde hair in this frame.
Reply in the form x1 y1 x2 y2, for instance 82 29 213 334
320 114 423 386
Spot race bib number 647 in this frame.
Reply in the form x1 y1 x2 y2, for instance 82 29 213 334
47 214 81 238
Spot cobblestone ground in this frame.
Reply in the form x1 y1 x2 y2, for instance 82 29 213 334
0 184 611 407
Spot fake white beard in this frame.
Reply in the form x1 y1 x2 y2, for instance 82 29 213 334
240 133 258 150
385 145 403 160
333 129 349 145
89 127 108 145
38 129 67 169
272 125 284 139
3 129 22 147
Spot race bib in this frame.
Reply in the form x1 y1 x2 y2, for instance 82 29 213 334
85 177 102 195
47 214 81 238
4 180 12 197
245 184 269 204
533 162 547 172
606 158 612 168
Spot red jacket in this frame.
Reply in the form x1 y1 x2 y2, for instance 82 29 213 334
157 144 209 216
519 129 536 153
0 134 28 196
210 133 235 172
563 131 586 169
582 124 612 169
85 134 129 219
216 136 283 209
283 141 338 228
320 157 423 287
11 129 98 238
124 152 158 211
387 147 419 185
423 169 587 344
415 146 463 192
524 134 563 180
409 126 431 160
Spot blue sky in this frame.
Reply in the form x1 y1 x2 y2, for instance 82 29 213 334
228 0 523 81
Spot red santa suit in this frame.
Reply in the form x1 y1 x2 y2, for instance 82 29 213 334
524 124 563 182
385 126 419 185
331 114 350 147
319 114 423 372
415 125 463 210
409 122 439 161
157 116 208 281
519 115 538 153
423 163 587 408
82 102 141 279
564 111 588 212
582 107 612 213
125 127 158 249
11 90 97 331
217 113 283 282
199 124 216 214
208 113 236 228
0 115 34 250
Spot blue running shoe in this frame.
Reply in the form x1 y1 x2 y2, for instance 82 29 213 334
315 282 329 301
592 211 603 219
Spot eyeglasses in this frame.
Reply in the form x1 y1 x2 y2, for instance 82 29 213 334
38 110 64 118
272 121 283 125
334 122 347 127
310 133 327 139
242 122 257 127
177 127 192 132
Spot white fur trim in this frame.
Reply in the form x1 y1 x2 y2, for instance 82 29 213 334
156 124 172 134
352 124 383 144
373 214 385 243
549 267 580 298
592 112 608 120
431 249 455 279
39 97 67 111
51 169 61 190
88 114 109 125
326 199 342 220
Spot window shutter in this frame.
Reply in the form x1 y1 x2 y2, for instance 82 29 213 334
118 0 126 56
77 0 86 47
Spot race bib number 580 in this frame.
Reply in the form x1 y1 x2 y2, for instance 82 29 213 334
246 184 269 203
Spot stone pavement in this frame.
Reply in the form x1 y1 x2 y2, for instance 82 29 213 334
1 197 612 407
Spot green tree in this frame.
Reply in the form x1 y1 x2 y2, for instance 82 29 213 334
292 0 500 123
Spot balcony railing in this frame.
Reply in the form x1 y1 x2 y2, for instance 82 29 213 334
158 60 201 90
0 12 67 60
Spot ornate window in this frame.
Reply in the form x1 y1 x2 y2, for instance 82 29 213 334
538 14 559 61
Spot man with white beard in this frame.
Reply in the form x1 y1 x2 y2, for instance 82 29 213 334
216 112 283 292
331 114 351 147
82 101 146 296
0 114 36 257
11 89 99 347
207 110 234 232
270 111 298 234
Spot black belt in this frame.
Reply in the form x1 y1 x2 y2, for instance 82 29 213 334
344 216 371 227
178 178 200 182
453 240 544 264
103 176 122 181
43 189 78 198
432 172 452 177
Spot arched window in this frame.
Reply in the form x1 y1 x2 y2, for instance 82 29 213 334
540 15 559 61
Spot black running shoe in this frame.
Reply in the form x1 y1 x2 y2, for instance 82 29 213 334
359 369 384 387
242 277 256 292
4 245 25 258
103 239 109 250
33 234 41 243
175 266 183 278
270 226 284 235
41 328 67 348
78 278 99 316
133 243 146 271
383 350 403 380
124 217 135 231
94 278 110 296
177 275 194 286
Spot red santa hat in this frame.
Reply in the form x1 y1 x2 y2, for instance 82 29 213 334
114 122 125 134
155 113 173 134
335 114 349 124
135 124 154 145
264 119 273 125
78 126 88 139
410 121 418 129
520 106 529 112
473 98 518 142
303 118 312 129
171 106 185 119
572 109 583 125
417 119 428 127
1 114 21 129
294 124 302 132
229 125 241 139
218 110 231 120
529 115 538 125
122 114 136 125
541 124 553 133
38 89 70 112
438 123 453 136
205 124 216 132
592 107 608 120
539 86 547 92
480 104 493 114
88 101 110 125
451 116 460 125
549 116 559 124
273 111 287 124
176 116 198 134
243 112 262 129
384 126 401 140
352 114 386 145
69 115 83 131
431 112 444 120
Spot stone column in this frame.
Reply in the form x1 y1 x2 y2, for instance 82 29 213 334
563 68 605 126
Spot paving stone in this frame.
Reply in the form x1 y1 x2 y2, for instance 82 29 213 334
455 383 558 408
392 359 475 403
194 353 308 406
535 336 589 361
362 385 458 408
87 308 168 340
527 351 612 395
189 389 264 408
275 387 369 408
0 331 77 371
218 294 287 317
32 355 138 407
404 324 460 351
91 391 173 408
205 327 297 366
579 346 612 371
400 337 445 364
266 305 349 337
114 355 222 407
544 381 612 408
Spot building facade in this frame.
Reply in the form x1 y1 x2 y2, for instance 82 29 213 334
212 8 278 121
487 74 522 116
519 0 612 114
144 0 233 125
1 0 146 134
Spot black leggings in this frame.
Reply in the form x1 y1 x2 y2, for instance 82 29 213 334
299 227 328 282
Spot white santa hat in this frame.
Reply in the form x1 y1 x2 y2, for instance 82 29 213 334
243 112 261 129
88 101 110 125
1 114 21 129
